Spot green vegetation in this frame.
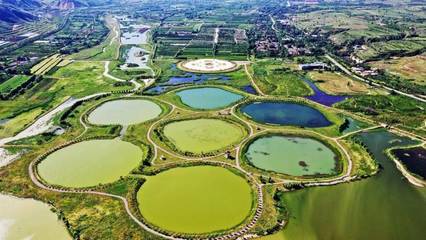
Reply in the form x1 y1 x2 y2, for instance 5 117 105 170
252 60 312 96
0 75 31 94
337 94 426 135
68 16 120 61
355 39 426 61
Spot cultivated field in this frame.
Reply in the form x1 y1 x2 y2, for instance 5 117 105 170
30 54 63 75
370 54 426 85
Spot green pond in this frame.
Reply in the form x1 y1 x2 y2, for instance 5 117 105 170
163 118 246 154
137 166 253 234
244 135 337 176
262 130 426 240
88 99 162 125
0 194 71 240
38 139 142 187
176 87 243 110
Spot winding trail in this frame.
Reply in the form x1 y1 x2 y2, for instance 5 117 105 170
103 61 150 91
244 64 265 96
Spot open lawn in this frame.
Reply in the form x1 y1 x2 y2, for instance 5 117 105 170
137 166 253 234
370 54 426 85
308 71 377 95
50 61 127 98
163 118 246 154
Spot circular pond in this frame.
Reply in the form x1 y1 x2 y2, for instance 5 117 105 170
176 87 243 110
178 59 238 73
137 166 253 234
88 99 162 125
162 119 246 154
240 102 332 127
0 195 71 240
38 139 142 187
244 135 338 176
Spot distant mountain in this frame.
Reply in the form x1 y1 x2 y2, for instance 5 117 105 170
0 4 37 24
1 0 42 9
52 0 88 10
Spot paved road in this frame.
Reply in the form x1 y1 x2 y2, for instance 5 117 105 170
325 54 426 103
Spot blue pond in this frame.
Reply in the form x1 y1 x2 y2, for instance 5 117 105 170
241 85 257 95
302 78 348 106
176 87 243 110
240 102 332 127
145 73 230 95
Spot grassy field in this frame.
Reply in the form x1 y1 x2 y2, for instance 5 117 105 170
137 166 253 234
370 54 426 85
252 60 312 96
308 71 378 95
49 61 126 98
163 118 246 154
0 108 43 138
0 75 31 94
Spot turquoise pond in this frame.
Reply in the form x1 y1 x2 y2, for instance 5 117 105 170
240 102 332 128
176 87 243 109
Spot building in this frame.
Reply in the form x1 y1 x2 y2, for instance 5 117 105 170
299 62 328 70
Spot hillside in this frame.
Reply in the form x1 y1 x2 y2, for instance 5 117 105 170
53 0 87 10
0 4 37 23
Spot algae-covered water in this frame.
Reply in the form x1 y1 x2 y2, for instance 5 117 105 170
245 135 337 176
38 139 142 187
163 119 245 154
88 99 162 125
263 130 426 240
0 195 71 240
137 166 253 234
